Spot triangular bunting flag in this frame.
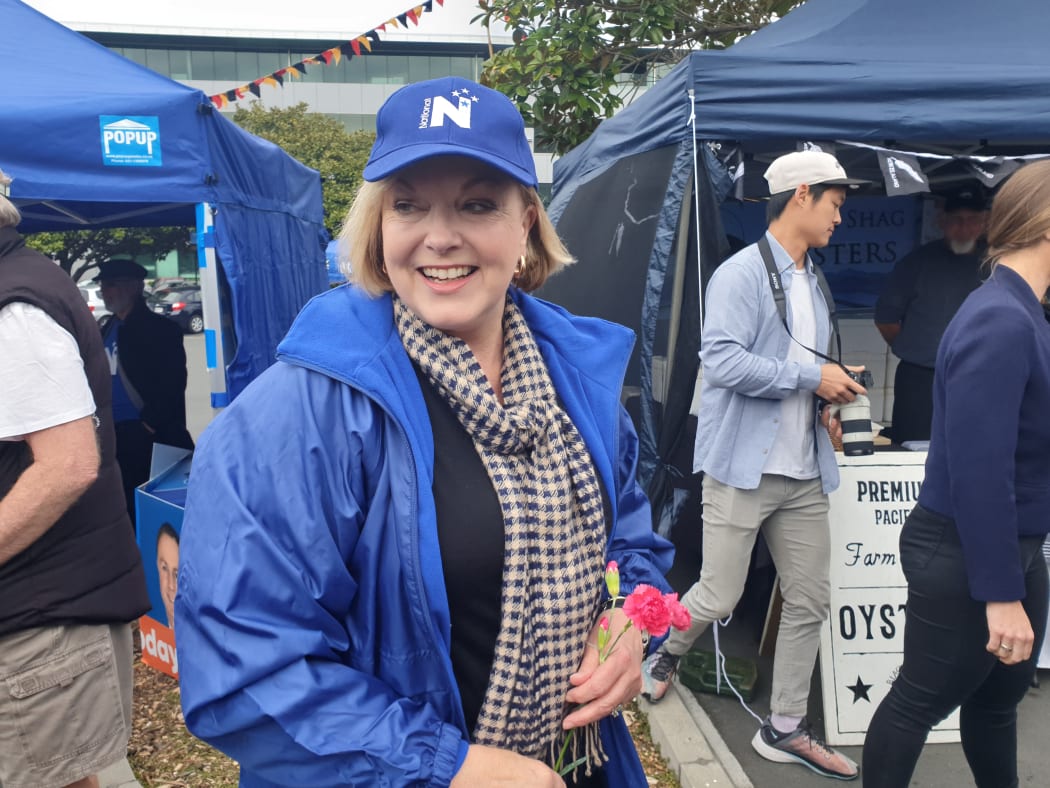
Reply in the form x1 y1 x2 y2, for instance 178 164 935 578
877 150 930 196
968 157 1021 188
203 1 446 102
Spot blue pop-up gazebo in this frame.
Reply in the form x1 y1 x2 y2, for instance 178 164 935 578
545 0 1050 529
1 0 327 405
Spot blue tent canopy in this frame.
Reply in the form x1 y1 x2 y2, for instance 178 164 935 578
545 0 1050 530
554 0 1050 199
1 0 327 403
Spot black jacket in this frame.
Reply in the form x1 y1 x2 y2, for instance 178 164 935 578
100 298 194 449
0 227 149 635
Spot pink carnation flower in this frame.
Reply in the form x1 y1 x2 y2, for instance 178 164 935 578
622 584 672 637
664 592 692 631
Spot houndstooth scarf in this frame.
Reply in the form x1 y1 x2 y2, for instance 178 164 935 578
395 294 608 775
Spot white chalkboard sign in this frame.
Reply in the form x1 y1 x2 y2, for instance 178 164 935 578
819 452 960 746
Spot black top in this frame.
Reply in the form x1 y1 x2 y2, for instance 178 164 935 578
416 364 505 734
415 365 611 785
99 298 194 449
874 239 985 367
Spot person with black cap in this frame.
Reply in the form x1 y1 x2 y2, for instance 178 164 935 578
874 187 990 444
642 150 868 781
97 259 193 523
173 77 673 787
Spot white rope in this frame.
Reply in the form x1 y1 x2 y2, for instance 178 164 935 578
712 613 765 726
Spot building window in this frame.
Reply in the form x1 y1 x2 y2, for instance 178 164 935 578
235 51 260 81
145 48 170 75
169 50 191 80
213 50 237 82
190 50 216 80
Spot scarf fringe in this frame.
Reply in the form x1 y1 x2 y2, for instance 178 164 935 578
547 721 609 781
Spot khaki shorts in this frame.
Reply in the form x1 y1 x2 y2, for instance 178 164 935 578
0 622 133 788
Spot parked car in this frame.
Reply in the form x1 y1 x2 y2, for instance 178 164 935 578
78 283 111 321
148 285 204 334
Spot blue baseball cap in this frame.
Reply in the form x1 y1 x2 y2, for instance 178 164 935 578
363 77 538 188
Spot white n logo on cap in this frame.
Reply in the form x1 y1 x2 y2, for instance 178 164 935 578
430 95 472 129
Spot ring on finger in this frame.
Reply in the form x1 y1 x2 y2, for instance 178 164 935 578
610 704 624 718
999 643 1014 652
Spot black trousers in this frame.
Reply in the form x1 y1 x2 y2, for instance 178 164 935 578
862 505 1048 788
114 419 155 527
888 360 935 444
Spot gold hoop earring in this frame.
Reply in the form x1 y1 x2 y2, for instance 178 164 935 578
515 254 527 277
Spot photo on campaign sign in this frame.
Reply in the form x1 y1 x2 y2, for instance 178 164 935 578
819 454 959 745
137 492 182 679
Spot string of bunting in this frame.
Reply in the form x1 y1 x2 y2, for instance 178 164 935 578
209 0 445 109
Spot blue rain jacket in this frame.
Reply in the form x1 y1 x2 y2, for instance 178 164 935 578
175 285 674 787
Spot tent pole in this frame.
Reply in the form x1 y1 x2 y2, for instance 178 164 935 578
687 89 705 331
196 202 229 408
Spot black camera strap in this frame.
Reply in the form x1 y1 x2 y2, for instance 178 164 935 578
757 234 847 372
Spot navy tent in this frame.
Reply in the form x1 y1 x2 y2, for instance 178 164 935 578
545 0 1050 529
1 0 327 404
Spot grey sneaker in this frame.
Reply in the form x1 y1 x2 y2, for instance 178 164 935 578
641 649 680 703
751 717 858 781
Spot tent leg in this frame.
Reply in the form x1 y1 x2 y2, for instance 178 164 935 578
196 202 228 408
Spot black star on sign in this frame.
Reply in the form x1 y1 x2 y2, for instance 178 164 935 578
847 676 872 703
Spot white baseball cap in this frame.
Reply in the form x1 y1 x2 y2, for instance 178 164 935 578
764 151 868 195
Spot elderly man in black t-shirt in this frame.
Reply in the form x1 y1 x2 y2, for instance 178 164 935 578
875 188 989 443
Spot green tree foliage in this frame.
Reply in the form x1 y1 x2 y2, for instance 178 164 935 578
232 102 375 235
26 227 192 282
476 0 803 155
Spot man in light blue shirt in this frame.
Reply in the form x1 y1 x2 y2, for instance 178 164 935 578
643 151 869 781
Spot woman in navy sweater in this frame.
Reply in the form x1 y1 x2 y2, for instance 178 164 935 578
863 161 1050 788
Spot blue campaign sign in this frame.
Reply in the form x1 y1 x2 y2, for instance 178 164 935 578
99 115 163 167
721 196 922 311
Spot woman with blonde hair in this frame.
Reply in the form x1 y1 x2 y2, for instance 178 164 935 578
863 160 1050 787
175 77 673 787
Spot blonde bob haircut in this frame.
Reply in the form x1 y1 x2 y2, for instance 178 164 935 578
986 159 1050 268
340 176 574 296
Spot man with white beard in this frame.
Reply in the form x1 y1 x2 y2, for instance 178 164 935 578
875 188 990 443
